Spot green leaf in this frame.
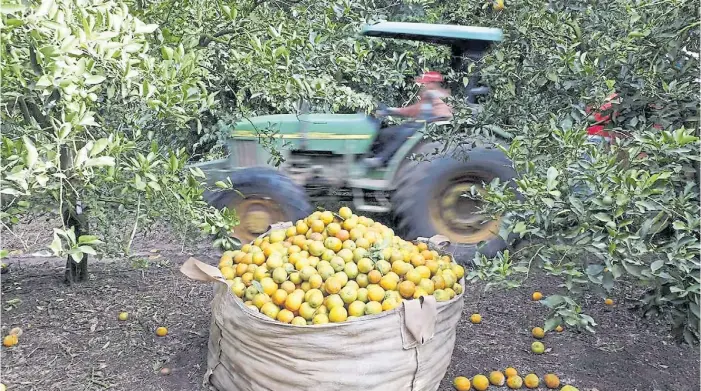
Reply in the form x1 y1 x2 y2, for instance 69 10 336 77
1 4 26 14
672 221 687 230
540 295 565 308
90 138 109 157
78 235 103 245
546 167 559 190
49 233 63 255
85 75 106 85
78 245 97 255
593 213 611 223
544 317 562 332
586 264 604 276
22 136 38 168
148 181 162 191
84 156 115 168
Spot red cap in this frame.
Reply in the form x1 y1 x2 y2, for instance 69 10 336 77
415 71 443 84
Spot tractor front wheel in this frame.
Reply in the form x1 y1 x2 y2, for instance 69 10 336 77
205 168 313 244
392 148 519 264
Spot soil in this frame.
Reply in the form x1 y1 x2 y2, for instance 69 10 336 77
1 220 699 391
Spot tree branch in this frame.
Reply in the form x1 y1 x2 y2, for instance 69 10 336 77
198 29 239 47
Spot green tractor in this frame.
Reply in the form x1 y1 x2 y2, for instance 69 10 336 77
195 22 519 262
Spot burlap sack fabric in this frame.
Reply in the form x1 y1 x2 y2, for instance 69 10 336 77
181 231 464 391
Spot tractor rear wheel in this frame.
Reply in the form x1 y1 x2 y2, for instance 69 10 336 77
391 148 519 264
205 168 313 244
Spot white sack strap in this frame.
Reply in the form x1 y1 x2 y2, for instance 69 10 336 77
181 257 230 286
401 295 438 349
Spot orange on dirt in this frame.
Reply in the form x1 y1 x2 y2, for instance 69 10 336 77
506 375 523 389
532 327 545 339
531 341 545 354
560 386 579 391
3 335 18 347
504 367 518 378
453 376 471 391
471 374 489 391
155 327 168 337
489 371 505 386
532 291 543 301
524 373 539 388
493 0 505 11
605 298 614 306
543 373 560 389
470 313 482 324
555 325 564 332
118 312 129 321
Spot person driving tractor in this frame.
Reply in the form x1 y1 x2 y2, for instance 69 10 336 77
364 71 453 168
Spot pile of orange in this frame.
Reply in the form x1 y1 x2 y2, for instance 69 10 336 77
218 207 465 324
454 370 577 390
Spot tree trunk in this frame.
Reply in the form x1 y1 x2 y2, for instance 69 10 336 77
63 202 89 285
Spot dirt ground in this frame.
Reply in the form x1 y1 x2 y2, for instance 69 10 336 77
1 222 699 391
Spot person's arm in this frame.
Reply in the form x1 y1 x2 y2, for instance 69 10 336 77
388 99 422 118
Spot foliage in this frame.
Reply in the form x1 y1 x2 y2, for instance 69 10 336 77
0 0 238 267
446 0 701 343
127 0 454 158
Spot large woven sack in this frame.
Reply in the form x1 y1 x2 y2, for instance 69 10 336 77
181 235 464 391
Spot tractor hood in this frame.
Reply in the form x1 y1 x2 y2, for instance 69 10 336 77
228 113 378 154
232 113 376 136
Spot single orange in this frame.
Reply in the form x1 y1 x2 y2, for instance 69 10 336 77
543 373 560 389
3 335 18 347
155 327 168 337
453 376 471 391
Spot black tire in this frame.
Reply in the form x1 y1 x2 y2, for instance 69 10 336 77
391 148 519 265
204 167 312 243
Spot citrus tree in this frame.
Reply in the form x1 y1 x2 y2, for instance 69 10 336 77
0 0 237 283
439 0 700 343
127 0 455 159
